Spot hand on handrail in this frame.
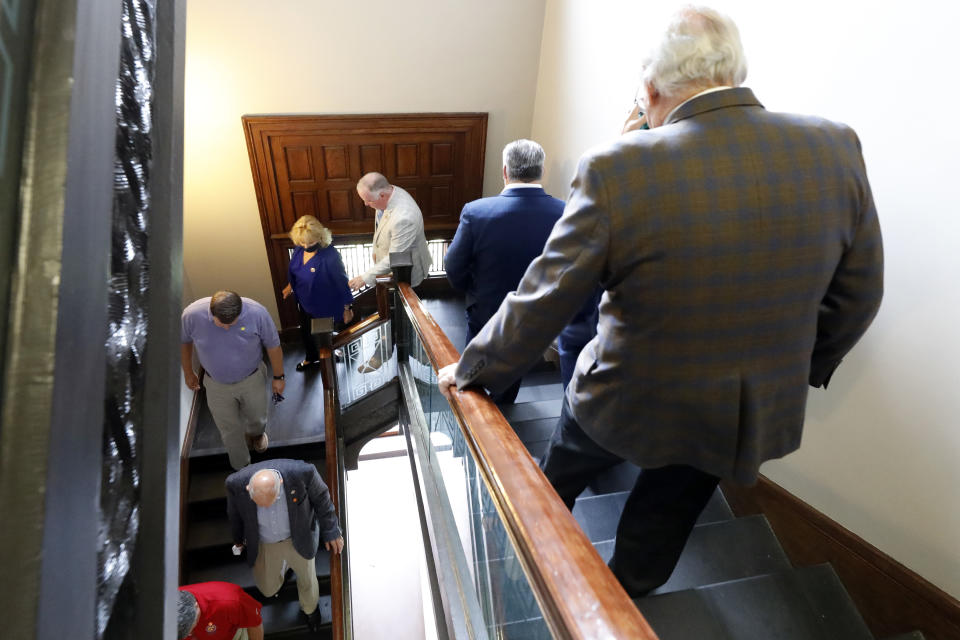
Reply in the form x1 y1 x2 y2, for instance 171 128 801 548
324 536 345 555
437 362 459 400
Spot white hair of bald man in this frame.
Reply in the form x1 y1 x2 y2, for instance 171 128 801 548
247 469 283 500
642 5 747 99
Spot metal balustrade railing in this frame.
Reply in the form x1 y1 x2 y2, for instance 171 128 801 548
288 240 451 282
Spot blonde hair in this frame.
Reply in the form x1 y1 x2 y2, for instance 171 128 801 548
290 215 332 248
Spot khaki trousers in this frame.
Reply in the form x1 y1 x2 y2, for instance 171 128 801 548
253 538 319 614
203 362 268 470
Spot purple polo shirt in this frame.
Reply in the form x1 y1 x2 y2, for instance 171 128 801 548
181 297 281 384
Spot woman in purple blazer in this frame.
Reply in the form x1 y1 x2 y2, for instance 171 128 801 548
281 216 354 371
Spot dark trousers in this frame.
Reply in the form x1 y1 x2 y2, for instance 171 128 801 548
297 305 334 363
540 397 720 597
465 314 521 405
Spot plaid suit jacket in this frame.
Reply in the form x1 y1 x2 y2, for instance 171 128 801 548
455 88 883 484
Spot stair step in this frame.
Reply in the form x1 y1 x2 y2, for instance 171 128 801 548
185 549 332 592
511 417 558 446
259 596 332 639
498 398 562 423
698 488 735 525
580 461 641 496
652 514 790 595
572 492 628 543
188 458 325 505
636 564 874 640
571 487 734 546
186 516 234 551
514 381 564 404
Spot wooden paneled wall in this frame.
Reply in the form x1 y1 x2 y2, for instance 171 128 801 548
243 112 486 331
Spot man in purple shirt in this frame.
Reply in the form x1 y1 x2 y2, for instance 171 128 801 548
181 291 285 470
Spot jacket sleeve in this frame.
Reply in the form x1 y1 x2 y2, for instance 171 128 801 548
305 465 342 542
455 156 609 392
328 248 354 308
443 208 473 292
809 137 884 387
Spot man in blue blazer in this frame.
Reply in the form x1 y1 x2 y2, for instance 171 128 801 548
440 6 883 597
444 139 566 403
226 458 343 634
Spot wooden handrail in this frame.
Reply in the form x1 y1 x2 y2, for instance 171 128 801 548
332 280 393 349
321 354 344 639
397 283 658 640
331 315 386 349
178 369 205 585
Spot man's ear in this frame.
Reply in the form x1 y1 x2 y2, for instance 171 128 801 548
644 81 659 105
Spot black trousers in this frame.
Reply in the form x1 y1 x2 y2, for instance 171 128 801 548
297 305 333 363
540 397 720 597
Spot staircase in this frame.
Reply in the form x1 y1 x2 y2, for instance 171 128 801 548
497 366 925 640
182 372 335 640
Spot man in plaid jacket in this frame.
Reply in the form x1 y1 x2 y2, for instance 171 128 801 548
439 5 883 597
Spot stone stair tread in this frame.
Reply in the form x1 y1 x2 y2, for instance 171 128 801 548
585 514 790 596
572 492 629 543
698 488 735 525
512 417 559 445
572 488 735 546
186 549 332 588
498 398 562 423
188 457 325 504
186 516 234 550
514 382 564 404
651 514 790 595
636 564 874 640
259 596 332 639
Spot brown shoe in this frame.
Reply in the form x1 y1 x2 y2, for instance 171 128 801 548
249 432 269 453
358 354 382 374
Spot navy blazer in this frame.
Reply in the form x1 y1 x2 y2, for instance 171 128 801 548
445 187 565 327
288 245 353 318
226 459 341 567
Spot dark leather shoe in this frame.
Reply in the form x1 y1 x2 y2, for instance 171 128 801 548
247 432 268 453
303 607 322 634
296 359 319 372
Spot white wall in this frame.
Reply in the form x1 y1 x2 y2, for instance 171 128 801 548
532 0 960 598
184 0 547 324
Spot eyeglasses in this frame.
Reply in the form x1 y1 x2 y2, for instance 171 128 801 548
633 84 647 111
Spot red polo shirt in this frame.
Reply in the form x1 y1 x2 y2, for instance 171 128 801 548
180 582 262 640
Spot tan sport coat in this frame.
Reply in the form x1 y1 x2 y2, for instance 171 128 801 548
455 88 883 484
363 185 432 287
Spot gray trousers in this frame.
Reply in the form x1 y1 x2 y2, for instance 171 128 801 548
203 362 268 470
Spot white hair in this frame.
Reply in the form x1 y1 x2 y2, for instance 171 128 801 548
642 5 747 99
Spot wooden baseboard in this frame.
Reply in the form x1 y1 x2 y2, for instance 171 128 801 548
721 476 960 640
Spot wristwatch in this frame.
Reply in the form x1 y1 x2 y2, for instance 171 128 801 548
273 374 285 380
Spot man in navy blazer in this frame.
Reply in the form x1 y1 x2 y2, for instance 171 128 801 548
226 459 343 634
444 139 566 403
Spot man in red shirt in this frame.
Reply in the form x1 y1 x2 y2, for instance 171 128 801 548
178 582 263 640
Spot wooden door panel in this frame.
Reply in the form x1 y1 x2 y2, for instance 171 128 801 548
243 113 487 331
